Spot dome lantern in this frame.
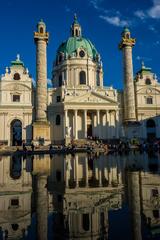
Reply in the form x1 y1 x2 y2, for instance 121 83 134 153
70 14 82 37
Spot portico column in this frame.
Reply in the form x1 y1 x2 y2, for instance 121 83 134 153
98 167 102 187
74 110 78 139
115 110 119 139
75 155 79 187
85 156 89 187
64 110 68 139
110 111 115 139
106 111 110 140
97 110 100 138
84 110 87 138
65 110 68 127
108 169 112 186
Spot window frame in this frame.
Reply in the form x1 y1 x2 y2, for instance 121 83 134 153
12 94 20 102
146 97 153 104
79 71 86 85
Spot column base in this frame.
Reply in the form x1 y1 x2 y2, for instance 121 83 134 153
123 121 141 139
65 136 71 146
32 121 51 145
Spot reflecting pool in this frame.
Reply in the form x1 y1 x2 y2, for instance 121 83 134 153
0 151 160 239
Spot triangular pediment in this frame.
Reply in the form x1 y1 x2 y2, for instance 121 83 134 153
65 91 117 105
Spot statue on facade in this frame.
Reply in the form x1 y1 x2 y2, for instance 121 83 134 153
65 126 71 137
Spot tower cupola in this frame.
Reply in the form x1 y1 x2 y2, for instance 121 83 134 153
70 14 82 37
37 19 46 34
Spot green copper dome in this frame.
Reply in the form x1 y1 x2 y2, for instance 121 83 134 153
123 26 130 32
55 15 100 63
57 36 99 60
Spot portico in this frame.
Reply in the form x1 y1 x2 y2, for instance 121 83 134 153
64 107 119 140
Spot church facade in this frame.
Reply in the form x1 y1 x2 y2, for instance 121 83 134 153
0 16 160 146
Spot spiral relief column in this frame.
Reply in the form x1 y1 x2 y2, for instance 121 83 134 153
33 20 51 145
119 27 136 122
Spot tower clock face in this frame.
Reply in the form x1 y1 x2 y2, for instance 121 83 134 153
79 50 85 58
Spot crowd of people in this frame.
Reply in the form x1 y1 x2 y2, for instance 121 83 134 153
19 138 160 155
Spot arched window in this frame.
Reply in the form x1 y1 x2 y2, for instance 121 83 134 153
126 33 130 39
56 115 61 125
11 224 19 231
59 75 62 87
146 78 151 85
59 55 62 63
40 27 43 34
96 71 100 86
82 214 90 231
76 29 78 37
11 119 22 146
79 71 86 85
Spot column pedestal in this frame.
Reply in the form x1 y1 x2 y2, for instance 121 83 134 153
33 121 51 145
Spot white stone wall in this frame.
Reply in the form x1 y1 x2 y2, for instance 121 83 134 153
0 59 33 145
135 68 160 139
53 57 103 89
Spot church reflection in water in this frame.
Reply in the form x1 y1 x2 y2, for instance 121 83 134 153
0 151 160 239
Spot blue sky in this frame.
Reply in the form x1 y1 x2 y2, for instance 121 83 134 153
0 0 160 89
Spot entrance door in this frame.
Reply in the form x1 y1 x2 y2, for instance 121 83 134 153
87 114 93 138
11 120 22 146
87 124 92 138
146 119 156 141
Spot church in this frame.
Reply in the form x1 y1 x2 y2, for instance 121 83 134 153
0 15 160 146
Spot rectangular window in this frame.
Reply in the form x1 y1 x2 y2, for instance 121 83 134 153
146 97 153 104
11 199 19 207
56 96 61 102
152 189 158 197
13 95 20 102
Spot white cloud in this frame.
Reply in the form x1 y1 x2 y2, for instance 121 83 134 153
134 10 146 20
148 25 157 32
65 6 71 13
100 15 129 27
90 0 130 27
148 0 160 18
153 40 160 45
136 56 152 61
90 0 104 10
135 0 160 20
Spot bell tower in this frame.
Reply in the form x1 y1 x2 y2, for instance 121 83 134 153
119 27 136 122
33 19 51 145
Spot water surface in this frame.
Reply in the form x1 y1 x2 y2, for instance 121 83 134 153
0 151 160 240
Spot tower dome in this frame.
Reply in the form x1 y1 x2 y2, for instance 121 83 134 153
57 37 99 61
55 15 100 64
53 15 103 89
